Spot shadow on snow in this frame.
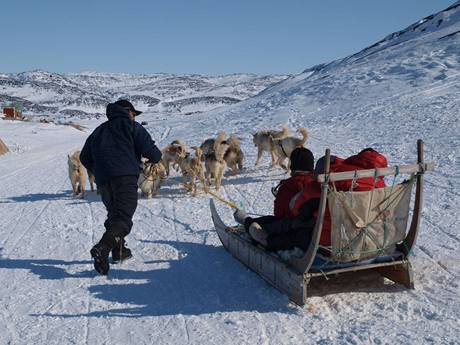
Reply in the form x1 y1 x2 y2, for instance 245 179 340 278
0 190 101 204
1 237 406 319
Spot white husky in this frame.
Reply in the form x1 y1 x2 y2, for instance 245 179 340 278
68 150 87 198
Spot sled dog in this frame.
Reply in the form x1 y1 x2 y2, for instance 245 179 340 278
200 132 226 161
205 137 230 191
272 127 308 170
68 150 87 198
161 140 187 176
224 134 244 175
138 160 167 198
178 147 207 196
252 124 289 166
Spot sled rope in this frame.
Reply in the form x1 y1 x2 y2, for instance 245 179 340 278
179 176 238 209
206 189 238 209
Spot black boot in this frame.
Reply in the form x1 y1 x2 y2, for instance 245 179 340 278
112 239 133 263
90 242 111 275
90 233 117 275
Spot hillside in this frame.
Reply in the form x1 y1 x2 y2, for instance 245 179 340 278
0 71 288 118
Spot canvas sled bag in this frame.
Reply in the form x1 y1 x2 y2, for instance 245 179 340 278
328 180 413 262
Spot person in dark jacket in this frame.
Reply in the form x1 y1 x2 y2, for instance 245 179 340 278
233 147 320 252
80 100 162 275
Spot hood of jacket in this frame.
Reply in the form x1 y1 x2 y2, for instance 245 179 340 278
106 103 131 121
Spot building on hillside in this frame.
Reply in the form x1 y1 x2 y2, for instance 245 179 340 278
2 103 23 120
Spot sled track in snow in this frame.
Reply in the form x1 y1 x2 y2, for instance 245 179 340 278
418 244 455 277
0 154 71 244
84 199 97 345
0 145 80 183
2 176 68 255
0 153 59 183
170 199 192 344
0 206 28 242
136 202 171 240
423 216 460 245
1 308 18 345
87 199 99 246
425 179 460 199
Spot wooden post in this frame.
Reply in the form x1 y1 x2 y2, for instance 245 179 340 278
289 149 330 274
401 139 425 256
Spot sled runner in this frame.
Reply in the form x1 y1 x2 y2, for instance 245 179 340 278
210 140 434 305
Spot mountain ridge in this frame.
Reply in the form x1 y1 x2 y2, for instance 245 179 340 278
0 70 288 118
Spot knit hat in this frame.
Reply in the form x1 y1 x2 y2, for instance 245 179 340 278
290 147 314 172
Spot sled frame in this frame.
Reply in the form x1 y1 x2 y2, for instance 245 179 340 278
210 140 433 305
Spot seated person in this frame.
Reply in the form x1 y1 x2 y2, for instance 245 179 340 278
272 147 320 219
234 147 390 254
233 147 321 252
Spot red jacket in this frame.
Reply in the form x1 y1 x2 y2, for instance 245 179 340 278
290 149 389 248
273 172 317 219
289 180 329 246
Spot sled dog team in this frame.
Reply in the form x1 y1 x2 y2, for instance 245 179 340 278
76 100 314 275
69 124 308 198
73 100 402 278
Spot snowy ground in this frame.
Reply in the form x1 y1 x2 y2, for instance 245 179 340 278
0 104 458 344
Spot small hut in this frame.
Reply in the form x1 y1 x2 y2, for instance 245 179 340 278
2 102 23 120
0 137 9 155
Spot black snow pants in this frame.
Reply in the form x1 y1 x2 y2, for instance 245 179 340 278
243 216 314 252
98 175 138 247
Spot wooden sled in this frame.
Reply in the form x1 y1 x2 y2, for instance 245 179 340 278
210 140 434 306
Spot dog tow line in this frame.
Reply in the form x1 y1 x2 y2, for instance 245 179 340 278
181 180 238 209
206 189 238 209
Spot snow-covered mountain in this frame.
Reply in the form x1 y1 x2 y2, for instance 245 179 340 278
212 1 460 165
0 70 288 118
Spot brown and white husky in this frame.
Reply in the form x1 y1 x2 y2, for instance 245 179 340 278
161 140 187 176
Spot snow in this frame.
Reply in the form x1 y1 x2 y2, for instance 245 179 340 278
1 70 288 118
1 2 460 344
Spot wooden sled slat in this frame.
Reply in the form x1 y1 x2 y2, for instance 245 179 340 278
317 162 434 183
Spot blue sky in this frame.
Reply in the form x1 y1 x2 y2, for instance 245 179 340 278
1 0 455 75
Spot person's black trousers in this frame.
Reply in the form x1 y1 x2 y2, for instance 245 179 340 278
98 175 138 247
244 215 313 252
